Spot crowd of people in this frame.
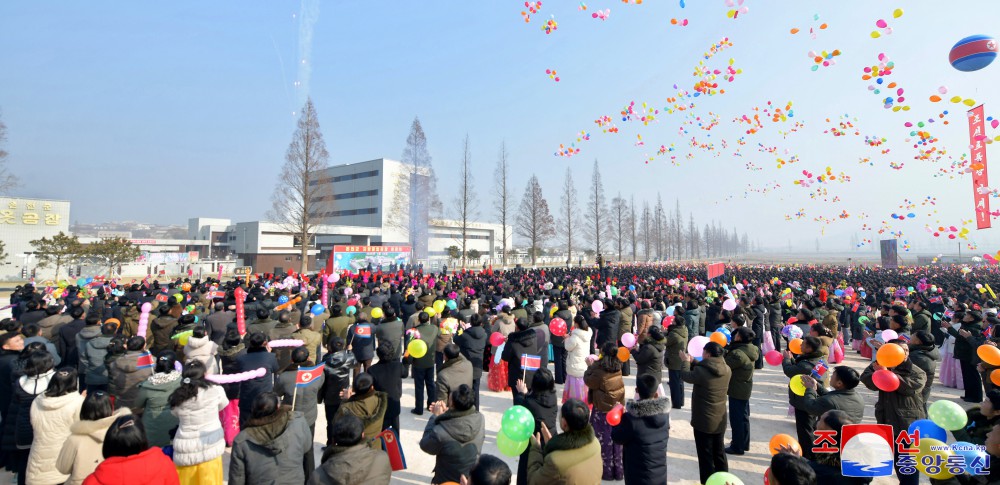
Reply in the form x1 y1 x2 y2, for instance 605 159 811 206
0 261 998 484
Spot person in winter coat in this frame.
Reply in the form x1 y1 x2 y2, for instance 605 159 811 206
665 316 689 409
248 308 278 338
275 346 324 436
3 350 55 485
860 340 926 485
149 304 180 355
782 336 825 460
911 300 932 334
514 369 558 485
320 335 357 445
798 365 866 425
27 368 83 485
594 301 621 349
680 341 732 484
563 316 593 404
503 317 547 401
0 332 24 443
334 372 388 450
182 327 219 374
236 332 280 427
724 327 760 455
411 311 440 414
632 324 666 383
134 351 182 448
908 330 941 408
228 392 314 485
953 390 1000 445
683 301 701 339
419 384 486 484
634 301 656 344
293 315 324 368
108 336 154 410
584 341 626 481
81 414 180 485
436 343 473 403
552 302 574 384
56 392 131 485
455 313 487 409
367 342 404 435
169 360 229 484
943 310 987 403
526 398 602 485
768 298 785 352
308 413 392 485
78 321 115 392
22 323 61 366
611 374 671 485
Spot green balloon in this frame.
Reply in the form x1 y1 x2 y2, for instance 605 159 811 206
706 471 744 485
501 405 535 442
929 400 968 431
496 431 529 457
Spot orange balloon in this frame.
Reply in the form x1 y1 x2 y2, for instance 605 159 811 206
769 433 802 455
980 345 1000 367
788 338 803 354
992 369 1000 387
617 347 630 363
930 95 942 102
790 28 800 34
876 343 906 368
710 332 728 347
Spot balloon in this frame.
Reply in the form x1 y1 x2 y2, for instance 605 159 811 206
706 472 744 485
718 327 732 342
710 331 728 347
722 299 737 311
979 345 1000 366
174 293 183 302
806 289 814 296
952 441 990 475
834 289 844 297
592 300 604 313
311 304 326 316
876 343 906 367
881 329 898 341
278 295 289 304
893 8 903 18
346 306 357 315
781 324 803 340
765 350 783 366
141 302 152 313
788 338 803 354
423 307 435 317
950 35 997 72
407 339 428 359
329 273 340 283
666 306 675 316
433 301 446 313
929 400 968 430
501 405 535 442
621 333 637 349
992 369 1000 387
446 300 457 311
549 318 568 337
76 278 86 287
872 369 900 392
181 282 191 291
768 433 801 455
490 332 506 347
205 367 267 384
908 419 947 442
687 336 710 357
606 403 624 426
617 347 630 363
496 431 529 457
916 438 955 479
370 307 384 319
268 339 305 348
789 375 806 396
494 343 506 364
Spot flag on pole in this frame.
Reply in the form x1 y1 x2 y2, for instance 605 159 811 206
295 364 324 387
520 354 541 371
811 360 828 380
136 352 155 370
378 429 407 471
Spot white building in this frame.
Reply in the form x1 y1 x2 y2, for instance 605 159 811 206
0 197 71 280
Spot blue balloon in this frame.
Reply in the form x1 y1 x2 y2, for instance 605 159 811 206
834 289 845 297
628 285 635 291
666 306 675 317
310 304 325 316
952 441 990 475
950 35 998 72
278 295 289 304
908 419 947 443
447 300 457 311
494 343 505 365
717 327 732 343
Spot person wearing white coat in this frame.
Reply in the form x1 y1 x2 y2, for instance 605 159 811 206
169 360 228 484
56 393 130 485
27 368 85 485
182 328 219 374
563 315 594 404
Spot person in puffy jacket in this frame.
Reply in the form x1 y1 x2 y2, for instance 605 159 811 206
584 342 626 481
454 313 487 409
82 414 179 485
723 327 760 456
320 335 357 446
27 367 83 485
334 373 388 451
665 315 689 409
633 325 666 383
308 413 391 485
134 351 182 448
236 332 280 428
611 374 671 485
78 321 114 393
3 349 55 485
229 392 315 485
275 346 323 437
419 384 486 484
169 360 228 484
57 392 131 485
514 369 558 485
108 336 154 410
526 399 602 485
563 315 593 404
680 341 732 484
182 327 219 374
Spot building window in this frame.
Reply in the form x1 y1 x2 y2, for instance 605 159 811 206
311 207 378 218
429 233 490 240
309 189 379 203
309 170 380 186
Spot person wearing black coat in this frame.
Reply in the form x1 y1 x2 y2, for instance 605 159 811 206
56 307 87 368
455 314 487 410
633 325 666 383
751 299 768 369
368 342 404 436
594 301 621 349
235 332 280 427
552 305 574 385
502 318 547 401
0 333 24 434
611 374 671 485
768 298 784 352
319 335 357 446
2 350 54 485
513 368 558 485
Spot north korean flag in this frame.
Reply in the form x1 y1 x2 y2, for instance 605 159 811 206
354 324 373 339
296 364 324 387
136 352 155 370
521 354 541 371
811 360 828 380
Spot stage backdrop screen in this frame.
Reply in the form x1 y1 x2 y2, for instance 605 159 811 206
332 245 411 272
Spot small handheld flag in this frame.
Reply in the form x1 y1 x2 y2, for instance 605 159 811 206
520 354 541 371
136 352 155 370
811 360 828 380
378 429 407 471
295 364 324 388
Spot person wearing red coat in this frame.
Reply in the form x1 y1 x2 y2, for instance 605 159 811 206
82 415 179 485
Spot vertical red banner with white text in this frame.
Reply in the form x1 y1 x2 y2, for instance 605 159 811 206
968 105 992 229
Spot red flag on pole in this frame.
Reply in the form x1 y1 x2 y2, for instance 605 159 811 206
969 105 992 229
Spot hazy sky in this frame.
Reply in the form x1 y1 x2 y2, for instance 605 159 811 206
3 1 1000 253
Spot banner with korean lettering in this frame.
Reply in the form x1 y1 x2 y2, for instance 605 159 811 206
332 245 411 272
969 105 992 229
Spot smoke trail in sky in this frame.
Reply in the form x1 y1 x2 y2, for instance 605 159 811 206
295 0 320 112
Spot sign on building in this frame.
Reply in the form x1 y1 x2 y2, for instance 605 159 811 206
332 245 411 271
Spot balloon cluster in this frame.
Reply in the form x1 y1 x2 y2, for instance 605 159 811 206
807 49 841 71
545 69 560 82
869 8 903 38
521 1 542 23
724 0 748 19
670 18 689 26
789 14 826 39
541 16 558 34
497 406 535 456
591 9 609 20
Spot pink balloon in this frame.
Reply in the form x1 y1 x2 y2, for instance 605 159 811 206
621 332 637 349
881 329 898 341
592 300 604 313
490 332 506 347
765 350 783 366
722 299 737 312
875 19 888 28
687 336 710 357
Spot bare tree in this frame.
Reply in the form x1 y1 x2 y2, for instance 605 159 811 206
515 175 555 266
688 213 700 258
629 196 638 261
654 194 665 260
452 135 477 269
388 117 442 261
494 142 512 267
267 98 331 273
0 111 19 195
639 202 652 261
558 167 578 265
584 160 609 256
675 199 684 259
610 194 628 261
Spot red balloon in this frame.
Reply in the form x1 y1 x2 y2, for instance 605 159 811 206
490 332 506 347
872 369 900 392
549 318 568 337
765 350 783 366
606 403 624 426
786 317 798 324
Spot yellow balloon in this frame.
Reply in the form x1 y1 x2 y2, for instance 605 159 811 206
433 300 446 313
915 438 955 480
789 375 806 396
893 8 903 18
871 31 881 38
407 339 428 359
424 308 436 317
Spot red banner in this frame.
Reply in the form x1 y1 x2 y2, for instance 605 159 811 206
234 287 246 335
707 262 725 280
969 105 992 229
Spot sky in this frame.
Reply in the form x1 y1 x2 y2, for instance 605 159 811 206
3 1 1000 253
